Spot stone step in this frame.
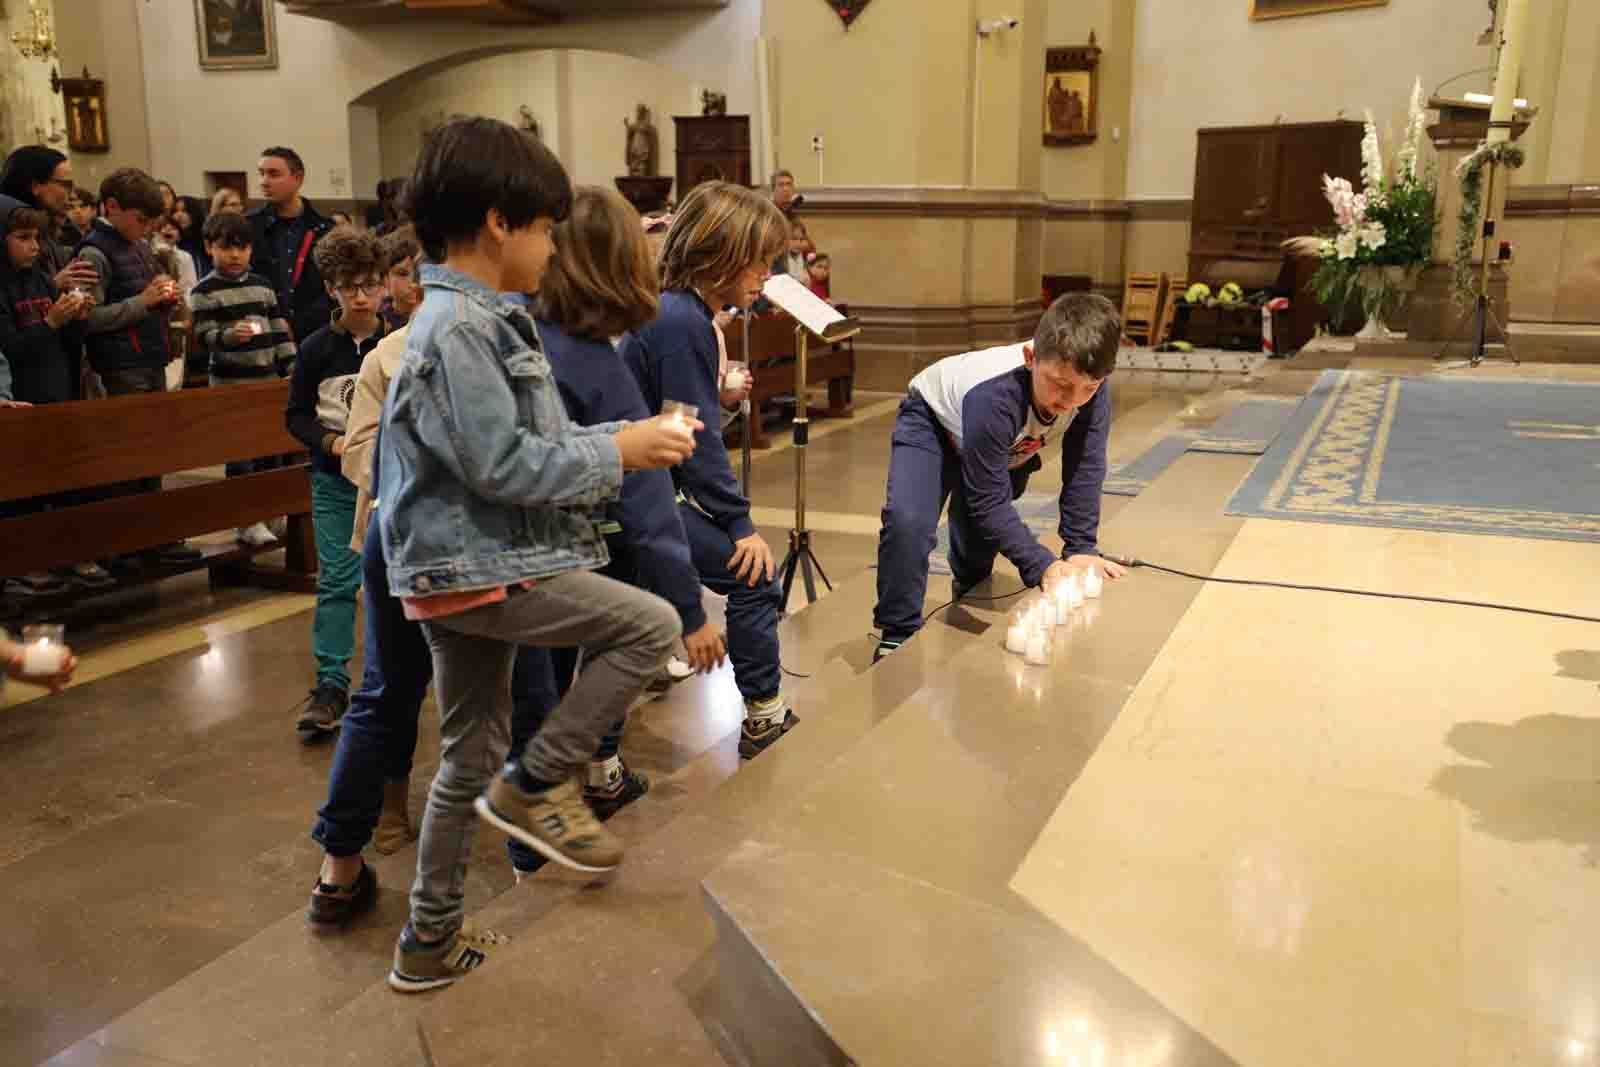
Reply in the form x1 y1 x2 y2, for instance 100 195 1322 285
695 451 1261 1067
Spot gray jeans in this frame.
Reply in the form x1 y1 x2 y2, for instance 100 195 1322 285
411 569 680 938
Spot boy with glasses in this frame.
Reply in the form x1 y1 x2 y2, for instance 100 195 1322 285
285 226 389 740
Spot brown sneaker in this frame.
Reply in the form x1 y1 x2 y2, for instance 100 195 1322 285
387 921 508 994
474 776 623 873
372 779 415 856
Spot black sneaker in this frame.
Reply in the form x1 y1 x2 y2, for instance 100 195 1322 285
64 562 116 590
738 708 799 760
306 862 378 932
154 542 203 565
584 764 651 821
872 638 903 664
296 684 348 740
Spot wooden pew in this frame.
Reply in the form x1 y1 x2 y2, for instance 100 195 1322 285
0 380 317 607
723 310 856 449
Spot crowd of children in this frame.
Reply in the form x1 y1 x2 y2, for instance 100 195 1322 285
4 115 1124 996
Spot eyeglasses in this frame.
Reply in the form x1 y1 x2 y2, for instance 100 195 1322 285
335 282 385 297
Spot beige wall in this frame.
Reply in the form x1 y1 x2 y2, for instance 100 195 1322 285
372 51 560 183
1041 0 1132 202
564 50 699 193
129 0 761 201
53 0 152 189
1125 0 1488 200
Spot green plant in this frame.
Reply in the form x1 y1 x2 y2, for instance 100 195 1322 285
1453 140 1525 304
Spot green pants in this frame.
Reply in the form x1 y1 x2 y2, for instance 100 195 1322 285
311 470 361 693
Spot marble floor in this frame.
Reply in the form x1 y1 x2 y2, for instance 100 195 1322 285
6 361 1598 1066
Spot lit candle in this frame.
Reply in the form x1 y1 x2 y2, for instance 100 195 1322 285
21 638 66 676
1005 617 1029 654
1083 567 1103 599
1024 627 1052 666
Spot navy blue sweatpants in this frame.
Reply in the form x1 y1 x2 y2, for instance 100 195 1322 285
873 392 1031 644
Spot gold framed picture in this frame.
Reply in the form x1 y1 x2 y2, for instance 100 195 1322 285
1249 0 1389 20
60 71 110 153
194 0 278 71
1044 38 1100 147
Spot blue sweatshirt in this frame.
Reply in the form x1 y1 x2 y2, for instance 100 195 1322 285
910 343 1110 587
537 318 707 634
619 289 754 541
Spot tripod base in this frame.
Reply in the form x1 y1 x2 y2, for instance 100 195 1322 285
778 527 832 611
1436 293 1520 371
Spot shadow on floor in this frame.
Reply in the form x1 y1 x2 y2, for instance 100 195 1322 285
1430 714 1600 866
1554 649 1600 684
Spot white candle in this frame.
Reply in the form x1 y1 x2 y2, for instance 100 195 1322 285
1083 568 1102 599
21 639 66 676
1005 621 1028 654
724 368 747 391
248 320 264 336
1024 629 1051 666
1487 0 1530 145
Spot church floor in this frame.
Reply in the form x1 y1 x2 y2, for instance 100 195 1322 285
6 363 1597 1066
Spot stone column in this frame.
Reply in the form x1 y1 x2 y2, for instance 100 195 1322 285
1406 100 1530 342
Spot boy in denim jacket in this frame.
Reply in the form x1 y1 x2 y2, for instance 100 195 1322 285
377 118 698 993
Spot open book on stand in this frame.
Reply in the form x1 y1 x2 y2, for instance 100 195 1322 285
761 274 862 342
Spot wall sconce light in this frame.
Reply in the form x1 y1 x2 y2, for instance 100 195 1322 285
11 0 59 62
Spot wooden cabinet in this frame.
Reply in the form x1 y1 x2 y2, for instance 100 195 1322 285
673 115 751 201
1188 120 1362 352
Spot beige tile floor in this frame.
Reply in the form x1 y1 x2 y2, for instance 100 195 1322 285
1012 515 1600 1067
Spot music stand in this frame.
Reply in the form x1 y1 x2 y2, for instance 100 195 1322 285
758 275 861 611
1436 152 1520 371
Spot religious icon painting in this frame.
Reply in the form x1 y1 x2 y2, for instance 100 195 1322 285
828 0 872 30
1044 37 1101 147
195 0 278 71
60 70 110 153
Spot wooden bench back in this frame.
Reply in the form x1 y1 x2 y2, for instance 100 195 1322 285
0 382 312 579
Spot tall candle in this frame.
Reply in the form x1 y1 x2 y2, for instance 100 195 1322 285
1487 0 1530 145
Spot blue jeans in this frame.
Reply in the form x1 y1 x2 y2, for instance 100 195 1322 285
873 393 1028 643
310 471 361 692
680 504 782 704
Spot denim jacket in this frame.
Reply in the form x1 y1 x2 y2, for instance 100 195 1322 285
377 264 626 599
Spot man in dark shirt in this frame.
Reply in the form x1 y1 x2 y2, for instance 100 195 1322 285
249 146 335 343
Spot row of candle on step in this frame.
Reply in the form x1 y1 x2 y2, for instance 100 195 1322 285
1004 569 1103 667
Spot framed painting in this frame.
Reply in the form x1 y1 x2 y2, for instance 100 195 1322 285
195 0 278 71
1249 0 1388 20
60 70 109 153
1044 37 1100 147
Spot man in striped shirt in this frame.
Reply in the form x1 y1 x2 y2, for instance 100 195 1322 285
188 209 296 546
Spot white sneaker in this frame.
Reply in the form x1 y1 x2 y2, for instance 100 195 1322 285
664 656 695 681
238 522 277 546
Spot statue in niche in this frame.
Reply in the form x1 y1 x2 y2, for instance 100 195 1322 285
624 104 658 178
517 104 542 142
701 90 727 117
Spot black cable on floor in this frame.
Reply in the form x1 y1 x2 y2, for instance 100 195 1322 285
1108 554 1600 625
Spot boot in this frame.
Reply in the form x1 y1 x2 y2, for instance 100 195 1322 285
373 778 416 855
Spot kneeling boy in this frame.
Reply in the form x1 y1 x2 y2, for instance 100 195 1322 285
872 293 1126 660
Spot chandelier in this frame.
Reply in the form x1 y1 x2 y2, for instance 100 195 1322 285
11 0 59 62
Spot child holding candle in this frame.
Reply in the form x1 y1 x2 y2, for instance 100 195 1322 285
621 180 799 759
872 293 1127 663
285 226 391 739
378 118 694 991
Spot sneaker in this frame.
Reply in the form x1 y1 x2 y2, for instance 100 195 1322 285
296 684 348 739
153 542 203 565
388 921 508 994
306 861 378 932
738 697 799 760
65 561 115 590
237 522 277 547
584 763 651 821
872 638 903 664
475 775 623 873
6 571 66 597
372 779 415 856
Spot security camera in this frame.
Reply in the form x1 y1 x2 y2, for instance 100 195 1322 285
977 15 1022 36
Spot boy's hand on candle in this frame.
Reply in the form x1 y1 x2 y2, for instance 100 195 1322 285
56 259 98 293
720 372 752 409
616 416 701 471
1067 554 1125 581
1041 560 1076 593
683 622 727 674
139 275 176 309
226 321 256 346
46 291 84 329
728 533 776 587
